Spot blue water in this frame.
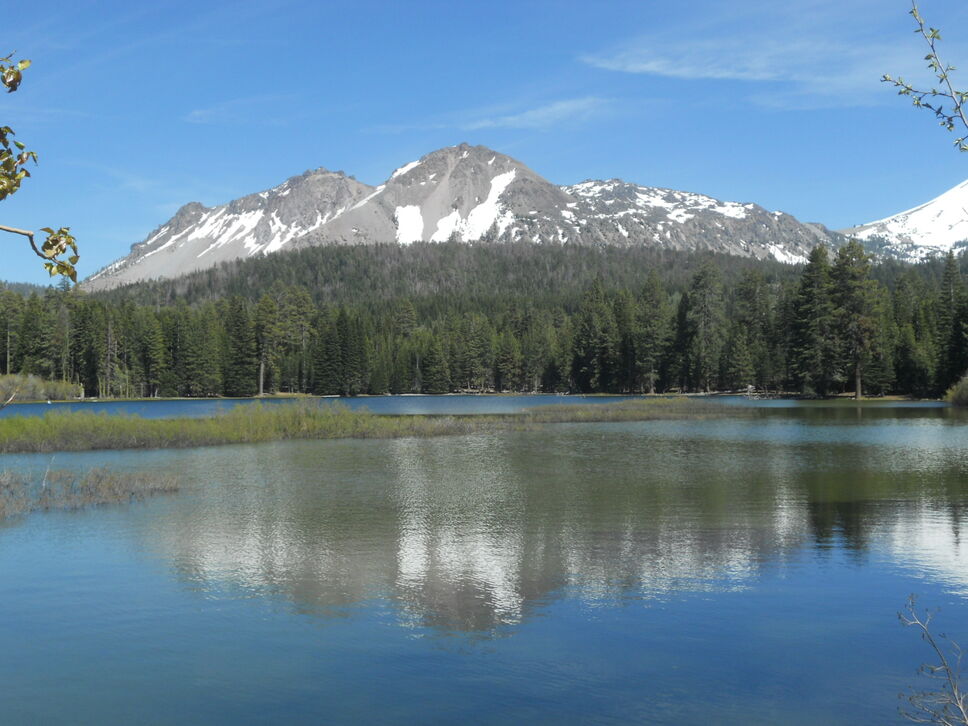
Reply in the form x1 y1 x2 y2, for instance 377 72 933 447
0 404 966 724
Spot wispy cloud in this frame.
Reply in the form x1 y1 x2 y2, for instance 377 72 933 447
369 96 613 134
184 94 297 126
579 1 945 109
462 97 611 129
62 161 162 193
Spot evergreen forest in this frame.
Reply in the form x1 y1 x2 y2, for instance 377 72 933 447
2 241 966 399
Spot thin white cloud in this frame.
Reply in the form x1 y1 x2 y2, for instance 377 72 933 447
579 1 954 109
462 97 611 130
367 96 613 134
184 94 297 126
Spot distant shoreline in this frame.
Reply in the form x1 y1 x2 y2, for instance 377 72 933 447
1 391 946 407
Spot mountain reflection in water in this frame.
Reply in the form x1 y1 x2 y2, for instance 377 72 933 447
129 416 968 634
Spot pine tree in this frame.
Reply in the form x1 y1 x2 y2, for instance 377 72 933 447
0 290 23 375
832 241 882 399
336 308 366 395
255 294 282 395
142 312 168 397
222 297 258 397
421 335 450 394
734 269 775 390
494 331 523 391
312 311 342 395
572 280 620 392
684 262 725 392
721 324 755 390
183 305 223 397
368 343 390 394
636 271 669 394
14 293 54 377
394 299 417 338
789 246 838 395
669 292 691 391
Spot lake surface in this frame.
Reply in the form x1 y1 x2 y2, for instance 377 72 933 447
1 402 966 724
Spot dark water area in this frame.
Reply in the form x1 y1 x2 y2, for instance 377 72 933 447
0 403 966 724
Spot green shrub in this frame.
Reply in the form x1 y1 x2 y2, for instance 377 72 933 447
945 374 968 406
0 374 81 403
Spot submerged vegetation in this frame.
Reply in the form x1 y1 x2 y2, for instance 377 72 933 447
0 467 179 520
0 398 733 453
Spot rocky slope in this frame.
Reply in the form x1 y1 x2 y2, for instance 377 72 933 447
86 144 843 290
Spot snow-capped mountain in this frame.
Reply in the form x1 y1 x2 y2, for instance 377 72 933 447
842 179 968 261
86 144 842 290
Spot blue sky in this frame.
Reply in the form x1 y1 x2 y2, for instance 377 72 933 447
4 0 968 283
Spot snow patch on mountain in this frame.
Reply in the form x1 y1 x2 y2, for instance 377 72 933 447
844 178 968 260
431 209 462 242
391 160 422 180
768 244 808 265
395 205 424 244
464 169 516 240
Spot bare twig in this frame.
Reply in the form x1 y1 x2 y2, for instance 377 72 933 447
0 224 53 262
900 596 968 725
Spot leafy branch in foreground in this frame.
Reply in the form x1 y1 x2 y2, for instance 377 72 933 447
900 596 968 725
882 3 968 152
0 52 78 280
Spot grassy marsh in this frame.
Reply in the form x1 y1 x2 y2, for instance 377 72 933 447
0 398 733 453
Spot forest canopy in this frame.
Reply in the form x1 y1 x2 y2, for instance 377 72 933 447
1 241 964 399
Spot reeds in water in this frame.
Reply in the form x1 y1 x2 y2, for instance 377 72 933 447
0 467 179 520
0 397 735 454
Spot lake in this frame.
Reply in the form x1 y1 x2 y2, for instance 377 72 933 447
0 400 966 724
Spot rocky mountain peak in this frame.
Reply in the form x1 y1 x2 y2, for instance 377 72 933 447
85 144 846 291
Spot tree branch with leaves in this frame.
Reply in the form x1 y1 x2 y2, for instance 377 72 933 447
1 52 78 281
883 2 968 153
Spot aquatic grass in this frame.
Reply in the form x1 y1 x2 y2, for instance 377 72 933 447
0 397 737 453
0 467 179 520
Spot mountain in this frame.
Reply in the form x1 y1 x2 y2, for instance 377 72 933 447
842 179 968 261
86 144 843 290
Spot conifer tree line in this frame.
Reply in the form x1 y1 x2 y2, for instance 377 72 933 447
1 241 965 398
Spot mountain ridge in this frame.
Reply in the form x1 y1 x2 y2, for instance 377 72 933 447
86 143 845 291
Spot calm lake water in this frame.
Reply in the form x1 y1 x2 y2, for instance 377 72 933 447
1 400 966 724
